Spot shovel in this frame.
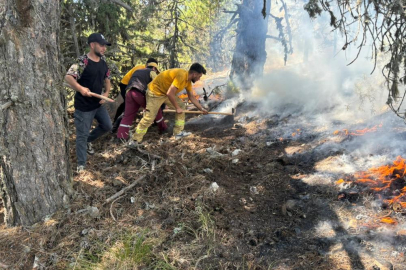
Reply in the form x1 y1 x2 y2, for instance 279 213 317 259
163 108 235 116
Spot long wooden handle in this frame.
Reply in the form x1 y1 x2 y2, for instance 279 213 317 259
89 92 115 103
163 109 234 116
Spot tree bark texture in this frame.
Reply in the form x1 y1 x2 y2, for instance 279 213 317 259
68 3 80 58
230 0 271 89
0 0 73 226
169 3 180 69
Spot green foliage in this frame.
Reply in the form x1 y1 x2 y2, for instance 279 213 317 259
60 0 235 99
61 0 234 72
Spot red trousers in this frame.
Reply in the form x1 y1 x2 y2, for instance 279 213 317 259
117 89 167 139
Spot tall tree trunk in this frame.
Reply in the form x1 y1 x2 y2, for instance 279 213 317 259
169 3 179 69
230 0 271 89
0 0 73 226
68 3 80 58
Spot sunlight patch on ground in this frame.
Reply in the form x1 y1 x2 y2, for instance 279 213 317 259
300 173 334 186
284 145 306 155
75 172 105 188
314 221 336 238
315 156 357 175
327 243 352 268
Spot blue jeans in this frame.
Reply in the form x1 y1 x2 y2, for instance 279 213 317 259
74 106 112 166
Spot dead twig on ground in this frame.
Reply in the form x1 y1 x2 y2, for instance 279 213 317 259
0 262 9 269
1 101 13 110
105 175 147 203
110 196 123 222
194 254 209 270
151 160 156 171
137 146 162 160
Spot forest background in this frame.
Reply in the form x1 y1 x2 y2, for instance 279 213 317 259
61 0 235 99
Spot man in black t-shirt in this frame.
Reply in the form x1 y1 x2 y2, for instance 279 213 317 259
65 33 113 172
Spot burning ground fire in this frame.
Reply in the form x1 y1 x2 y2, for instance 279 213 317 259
336 156 406 225
333 123 383 136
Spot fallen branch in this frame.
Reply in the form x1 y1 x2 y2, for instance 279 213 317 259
0 262 9 269
105 175 146 203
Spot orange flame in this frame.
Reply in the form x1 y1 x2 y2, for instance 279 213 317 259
292 129 302 137
351 156 406 209
334 123 383 136
380 217 398 225
335 179 345 185
178 89 199 102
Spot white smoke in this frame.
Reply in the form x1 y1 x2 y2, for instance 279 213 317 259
249 1 389 123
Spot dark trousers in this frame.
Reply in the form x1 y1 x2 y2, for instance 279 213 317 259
117 89 167 139
74 106 112 166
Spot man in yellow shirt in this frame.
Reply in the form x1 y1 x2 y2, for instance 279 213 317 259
129 63 208 146
112 58 158 131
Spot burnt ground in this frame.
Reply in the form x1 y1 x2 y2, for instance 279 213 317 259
0 104 405 270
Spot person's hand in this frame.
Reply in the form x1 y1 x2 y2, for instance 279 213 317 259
201 108 208 115
176 108 183 114
80 87 92 97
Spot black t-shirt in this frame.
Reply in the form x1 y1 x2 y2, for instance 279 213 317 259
74 57 109 112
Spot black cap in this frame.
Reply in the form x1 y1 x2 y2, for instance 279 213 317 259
87 33 111 46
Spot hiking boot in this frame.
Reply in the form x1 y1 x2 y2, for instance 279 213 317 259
77 165 85 173
87 142 95 155
111 115 124 134
174 131 192 140
127 140 143 149
112 136 128 144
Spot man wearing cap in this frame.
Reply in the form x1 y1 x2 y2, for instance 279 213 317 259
128 63 208 147
65 33 113 172
112 58 160 128
116 63 168 140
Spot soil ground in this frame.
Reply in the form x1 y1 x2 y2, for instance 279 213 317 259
0 104 405 270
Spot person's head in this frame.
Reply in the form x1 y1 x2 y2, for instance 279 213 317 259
146 58 158 66
146 62 160 74
88 33 111 57
188 63 206 83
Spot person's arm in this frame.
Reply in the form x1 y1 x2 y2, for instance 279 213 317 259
100 65 112 104
100 78 111 104
167 85 183 114
64 74 92 97
187 91 208 114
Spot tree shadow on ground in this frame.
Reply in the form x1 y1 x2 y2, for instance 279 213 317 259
254 135 402 269
185 112 404 269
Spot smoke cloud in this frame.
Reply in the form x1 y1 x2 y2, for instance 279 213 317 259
248 1 390 123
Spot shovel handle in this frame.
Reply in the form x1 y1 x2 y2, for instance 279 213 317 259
163 109 234 116
89 92 115 103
